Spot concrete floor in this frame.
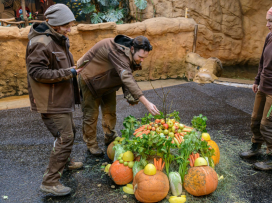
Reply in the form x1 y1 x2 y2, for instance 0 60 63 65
0 78 253 111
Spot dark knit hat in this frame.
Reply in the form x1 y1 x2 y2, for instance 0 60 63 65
44 4 75 26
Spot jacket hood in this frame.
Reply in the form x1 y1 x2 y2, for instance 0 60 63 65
28 22 67 43
114 35 133 48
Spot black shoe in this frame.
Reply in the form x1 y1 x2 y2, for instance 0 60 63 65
239 143 262 158
253 155 272 170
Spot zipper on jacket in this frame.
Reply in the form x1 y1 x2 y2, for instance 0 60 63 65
51 84 54 104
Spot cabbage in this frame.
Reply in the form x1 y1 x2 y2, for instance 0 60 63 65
113 144 126 162
169 172 182 196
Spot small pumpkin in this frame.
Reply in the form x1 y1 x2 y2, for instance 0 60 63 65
107 141 115 161
207 140 220 165
109 161 133 185
184 166 218 196
133 170 169 202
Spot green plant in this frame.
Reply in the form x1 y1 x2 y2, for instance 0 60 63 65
175 131 214 182
191 114 207 132
134 0 155 21
120 115 140 139
80 0 127 24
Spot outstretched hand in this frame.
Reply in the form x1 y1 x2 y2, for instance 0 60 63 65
139 96 160 115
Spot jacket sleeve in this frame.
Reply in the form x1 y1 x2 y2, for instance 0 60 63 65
255 33 271 85
26 42 75 84
108 50 143 100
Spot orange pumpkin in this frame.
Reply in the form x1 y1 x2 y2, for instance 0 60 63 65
207 140 220 165
107 141 115 161
109 161 133 185
133 170 169 202
184 166 218 196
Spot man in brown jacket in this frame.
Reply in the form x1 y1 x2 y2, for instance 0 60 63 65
78 35 160 156
26 4 83 196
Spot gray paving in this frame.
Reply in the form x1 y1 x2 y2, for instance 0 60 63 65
0 82 270 203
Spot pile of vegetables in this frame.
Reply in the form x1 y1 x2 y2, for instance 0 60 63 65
105 112 221 202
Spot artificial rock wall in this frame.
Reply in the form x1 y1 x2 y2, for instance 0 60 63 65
129 0 272 66
0 17 196 98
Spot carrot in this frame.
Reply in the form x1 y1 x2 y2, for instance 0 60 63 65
185 125 193 129
154 158 157 169
136 132 143 137
159 158 162 171
196 153 200 159
182 128 192 132
161 162 165 170
190 154 195 164
189 157 193 167
175 134 180 142
179 135 183 143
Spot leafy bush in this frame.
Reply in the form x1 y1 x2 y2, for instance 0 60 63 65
80 0 127 24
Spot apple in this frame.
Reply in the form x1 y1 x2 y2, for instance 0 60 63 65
171 119 176 123
172 126 176 132
178 129 182 133
167 120 174 127
155 119 160 124
169 132 174 138
164 129 169 135
151 127 156 131
163 123 169 129
160 119 165 125
156 127 162 134
154 124 158 128
160 133 165 137
179 124 185 130
147 125 152 130
150 122 154 125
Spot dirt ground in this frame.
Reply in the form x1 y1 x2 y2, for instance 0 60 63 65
1 82 272 203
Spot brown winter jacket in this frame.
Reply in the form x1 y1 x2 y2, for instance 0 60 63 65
26 22 80 113
77 35 143 100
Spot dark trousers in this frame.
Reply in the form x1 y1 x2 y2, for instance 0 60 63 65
41 113 75 186
251 91 272 153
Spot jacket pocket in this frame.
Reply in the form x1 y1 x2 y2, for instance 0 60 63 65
91 69 122 97
52 52 67 69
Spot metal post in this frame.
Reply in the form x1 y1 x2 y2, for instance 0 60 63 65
193 24 198 53
21 0 29 26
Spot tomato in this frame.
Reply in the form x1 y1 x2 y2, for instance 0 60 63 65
163 123 169 129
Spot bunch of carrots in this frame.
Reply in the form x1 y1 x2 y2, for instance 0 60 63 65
188 152 200 167
154 158 165 171
133 125 150 138
174 134 184 144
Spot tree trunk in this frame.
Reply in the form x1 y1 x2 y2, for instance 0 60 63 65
21 0 29 26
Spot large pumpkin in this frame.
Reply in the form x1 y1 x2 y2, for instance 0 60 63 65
133 170 169 202
109 161 133 185
107 141 115 160
207 140 220 165
184 166 218 196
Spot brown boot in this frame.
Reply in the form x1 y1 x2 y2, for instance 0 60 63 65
105 130 118 146
40 183 71 196
239 143 262 158
89 145 104 156
67 159 83 170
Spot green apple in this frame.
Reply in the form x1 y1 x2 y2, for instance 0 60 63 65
169 132 174 138
156 127 162 134
164 129 169 135
179 124 185 130
124 162 128 166
178 129 182 133
167 120 174 127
